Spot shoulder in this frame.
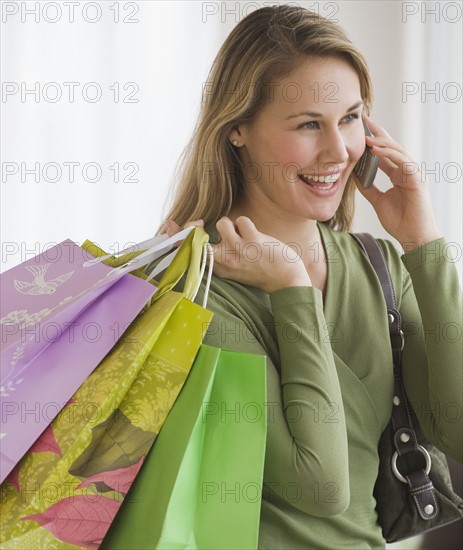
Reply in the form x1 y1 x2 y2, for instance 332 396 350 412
320 220 402 264
194 272 282 363
320 222 407 306
196 273 275 335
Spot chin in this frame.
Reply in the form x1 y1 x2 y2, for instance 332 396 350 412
312 205 341 222
317 213 335 222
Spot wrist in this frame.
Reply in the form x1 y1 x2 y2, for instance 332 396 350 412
399 231 443 252
266 271 312 294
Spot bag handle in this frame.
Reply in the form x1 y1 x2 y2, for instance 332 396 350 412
147 227 210 302
351 233 438 521
82 227 212 305
83 226 196 270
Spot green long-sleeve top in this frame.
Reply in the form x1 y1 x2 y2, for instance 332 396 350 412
188 221 463 550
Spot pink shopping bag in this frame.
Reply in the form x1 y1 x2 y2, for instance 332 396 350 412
0 239 157 482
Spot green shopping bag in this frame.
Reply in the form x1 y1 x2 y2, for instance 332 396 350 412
101 344 267 550
0 228 215 549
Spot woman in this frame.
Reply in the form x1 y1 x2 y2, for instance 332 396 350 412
157 5 462 549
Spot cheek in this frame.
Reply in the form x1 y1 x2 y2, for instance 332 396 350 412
276 135 315 166
254 132 307 171
247 126 285 161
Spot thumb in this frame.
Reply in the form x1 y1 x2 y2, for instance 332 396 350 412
185 219 205 229
164 220 181 237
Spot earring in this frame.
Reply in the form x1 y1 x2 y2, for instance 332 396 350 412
231 140 238 146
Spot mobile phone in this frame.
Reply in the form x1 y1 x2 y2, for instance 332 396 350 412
354 118 379 188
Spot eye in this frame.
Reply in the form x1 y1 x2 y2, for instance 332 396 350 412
298 121 320 130
343 113 360 123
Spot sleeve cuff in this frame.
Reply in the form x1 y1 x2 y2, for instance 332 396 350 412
269 285 323 310
401 237 449 273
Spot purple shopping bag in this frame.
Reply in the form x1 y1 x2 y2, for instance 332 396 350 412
0 239 157 482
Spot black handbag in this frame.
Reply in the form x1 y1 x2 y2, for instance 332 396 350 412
351 232 463 543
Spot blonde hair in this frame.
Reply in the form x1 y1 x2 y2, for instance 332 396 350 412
160 5 373 234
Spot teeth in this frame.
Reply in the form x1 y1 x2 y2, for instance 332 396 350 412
312 180 334 189
302 173 340 183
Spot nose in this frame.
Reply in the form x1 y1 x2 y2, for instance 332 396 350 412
318 128 349 168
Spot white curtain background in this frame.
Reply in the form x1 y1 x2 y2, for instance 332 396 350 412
1 2 462 548
1 1 462 281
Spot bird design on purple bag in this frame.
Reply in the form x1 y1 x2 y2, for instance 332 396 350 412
13 265 75 295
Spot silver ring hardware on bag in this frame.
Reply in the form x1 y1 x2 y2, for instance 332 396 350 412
390 329 405 352
391 445 432 484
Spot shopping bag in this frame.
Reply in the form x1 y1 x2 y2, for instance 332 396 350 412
0 238 152 387
0 228 215 549
0 240 157 482
102 344 267 550
0 226 198 392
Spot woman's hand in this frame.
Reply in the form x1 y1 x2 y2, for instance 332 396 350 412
164 216 312 294
354 115 442 250
212 216 312 294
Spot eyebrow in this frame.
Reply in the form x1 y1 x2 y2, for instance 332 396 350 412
285 100 364 120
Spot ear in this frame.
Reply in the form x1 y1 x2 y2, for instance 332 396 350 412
228 124 247 147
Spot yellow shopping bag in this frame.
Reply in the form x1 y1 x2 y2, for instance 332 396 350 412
0 228 214 549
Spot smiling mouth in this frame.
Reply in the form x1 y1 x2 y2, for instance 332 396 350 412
298 173 341 189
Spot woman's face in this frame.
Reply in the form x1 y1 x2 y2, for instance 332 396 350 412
233 56 366 222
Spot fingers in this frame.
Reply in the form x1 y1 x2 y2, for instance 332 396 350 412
363 117 409 159
361 120 422 189
365 135 422 187
372 147 417 184
162 216 262 278
185 219 204 229
234 216 257 240
164 220 181 237
378 156 398 178
213 218 238 269
366 145 409 172
214 216 257 271
363 115 392 140
216 216 235 229
358 150 399 181
216 215 258 241
366 135 408 156
216 216 240 242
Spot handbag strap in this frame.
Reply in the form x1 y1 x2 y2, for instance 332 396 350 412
351 232 439 521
